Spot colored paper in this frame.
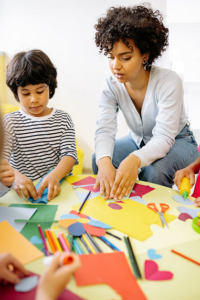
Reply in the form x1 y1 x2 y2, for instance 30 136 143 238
59 219 77 228
173 195 193 205
178 213 193 222
192 173 200 198
83 223 106 236
75 190 100 203
70 210 90 219
74 252 147 300
30 236 46 245
14 276 38 292
108 203 123 210
88 220 112 229
60 214 80 220
177 206 200 219
68 222 86 236
147 249 162 260
0 207 37 232
0 221 43 265
72 198 177 241
132 183 155 197
72 176 96 186
129 196 147 205
9 204 58 251
76 185 100 193
144 260 173 281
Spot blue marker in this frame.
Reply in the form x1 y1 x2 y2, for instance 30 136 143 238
99 236 121 252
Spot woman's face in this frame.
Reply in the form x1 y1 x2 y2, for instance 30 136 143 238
108 39 149 85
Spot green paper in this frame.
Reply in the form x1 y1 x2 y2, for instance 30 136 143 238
9 204 58 251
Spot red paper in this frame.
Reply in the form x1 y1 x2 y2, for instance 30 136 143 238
108 203 123 210
130 184 155 198
178 213 193 222
74 252 147 300
70 210 89 219
80 185 100 193
72 176 96 186
83 223 106 236
144 260 173 281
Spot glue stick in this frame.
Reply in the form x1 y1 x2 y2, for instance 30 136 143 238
43 254 74 266
180 177 190 200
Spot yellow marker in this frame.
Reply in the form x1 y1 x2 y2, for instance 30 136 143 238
180 177 191 200
82 234 96 254
51 231 63 252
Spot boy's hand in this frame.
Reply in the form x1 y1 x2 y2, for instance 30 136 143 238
14 170 38 200
0 253 29 284
0 160 15 187
36 252 81 300
37 174 61 201
194 197 200 207
174 167 195 190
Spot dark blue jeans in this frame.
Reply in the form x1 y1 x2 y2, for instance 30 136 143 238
92 125 199 188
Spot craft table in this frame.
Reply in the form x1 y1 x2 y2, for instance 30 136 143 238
1 175 200 300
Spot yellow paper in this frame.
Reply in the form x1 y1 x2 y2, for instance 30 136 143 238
0 220 43 265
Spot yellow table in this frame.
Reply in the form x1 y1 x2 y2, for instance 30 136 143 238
1 176 200 300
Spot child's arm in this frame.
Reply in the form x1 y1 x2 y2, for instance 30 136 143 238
174 156 200 189
0 253 29 284
0 160 15 187
14 170 38 200
37 156 75 201
35 252 81 300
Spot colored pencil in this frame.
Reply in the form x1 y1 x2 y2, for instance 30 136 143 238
67 235 78 254
124 236 138 278
61 233 70 250
85 232 103 253
45 230 56 254
73 238 82 255
78 191 91 213
126 236 142 278
106 231 122 240
51 231 62 252
48 230 58 252
38 225 50 256
80 236 92 254
57 237 64 251
75 237 85 254
82 234 96 254
70 235 73 252
171 249 200 266
99 236 121 251
58 233 70 252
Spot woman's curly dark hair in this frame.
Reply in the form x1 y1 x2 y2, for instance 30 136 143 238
94 3 169 66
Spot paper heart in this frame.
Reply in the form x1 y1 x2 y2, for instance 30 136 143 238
147 249 162 260
14 275 38 292
144 260 173 281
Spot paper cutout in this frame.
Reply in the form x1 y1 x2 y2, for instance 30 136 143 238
147 249 162 260
30 236 45 245
129 196 147 205
74 252 146 300
144 260 173 280
178 213 193 222
117 201 125 203
78 218 89 224
108 203 123 210
173 195 193 206
72 176 96 186
75 190 100 203
77 185 100 193
70 210 90 219
132 183 155 197
0 207 37 232
14 276 38 292
0 221 43 265
83 223 106 236
177 206 200 219
52 225 60 230
60 214 80 220
88 220 112 229
68 222 86 236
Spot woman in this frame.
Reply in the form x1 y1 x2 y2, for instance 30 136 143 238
92 4 199 201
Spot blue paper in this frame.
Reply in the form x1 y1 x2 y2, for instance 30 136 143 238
147 249 162 259
68 222 86 236
88 220 112 229
177 206 200 219
60 213 80 220
75 190 100 203
14 275 38 292
173 195 193 206
30 235 46 245
129 196 147 205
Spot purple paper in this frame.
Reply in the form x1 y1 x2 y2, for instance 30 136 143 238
108 203 123 210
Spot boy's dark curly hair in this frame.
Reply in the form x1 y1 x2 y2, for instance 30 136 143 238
6 50 57 101
94 4 169 66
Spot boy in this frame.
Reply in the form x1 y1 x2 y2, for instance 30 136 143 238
4 50 78 201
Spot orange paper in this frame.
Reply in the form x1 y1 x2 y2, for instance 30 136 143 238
74 252 147 300
0 221 43 265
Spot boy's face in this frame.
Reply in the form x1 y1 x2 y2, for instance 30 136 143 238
17 83 51 117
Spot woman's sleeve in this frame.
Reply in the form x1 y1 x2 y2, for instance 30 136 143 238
133 72 184 168
95 79 119 163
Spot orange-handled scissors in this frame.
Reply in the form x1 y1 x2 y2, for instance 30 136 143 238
147 203 169 228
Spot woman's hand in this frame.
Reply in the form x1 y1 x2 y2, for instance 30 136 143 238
110 154 141 200
37 174 61 201
0 160 15 187
174 167 195 190
94 157 116 199
14 170 38 200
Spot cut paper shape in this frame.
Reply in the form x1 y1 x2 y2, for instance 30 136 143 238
0 207 37 232
173 195 193 206
14 276 38 292
52 225 60 230
60 214 80 220
75 190 100 203
77 218 89 224
147 249 162 260
131 183 155 197
74 252 146 300
30 236 45 245
83 223 106 236
9 204 58 252
88 220 112 229
70 210 90 219
68 222 86 236
144 260 173 281
117 201 125 203
177 206 200 219
178 213 193 222
129 196 147 205
72 176 96 186
0 221 43 265
77 185 100 193
108 203 123 210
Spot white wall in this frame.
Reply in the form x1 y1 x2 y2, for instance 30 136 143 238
0 0 166 171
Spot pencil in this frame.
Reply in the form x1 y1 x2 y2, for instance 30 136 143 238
99 236 121 252
127 236 141 278
85 232 103 253
106 231 122 240
38 225 50 256
58 233 70 252
73 238 82 255
45 230 56 254
82 234 96 254
171 249 200 266
61 233 70 250
51 231 62 252
80 236 92 254
48 230 58 252
78 191 91 213
75 237 85 254
70 235 73 252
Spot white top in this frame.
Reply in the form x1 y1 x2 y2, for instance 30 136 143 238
3 108 78 181
95 66 187 168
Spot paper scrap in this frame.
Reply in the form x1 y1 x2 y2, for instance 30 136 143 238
129 196 147 205
144 260 173 280
75 190 100 203
72 176 96 186
30 236 45 245
177 206 200 219
131 183 155 197
14 276 38 292
147 249 162 260
68 222 86 236
108 203 123 210
88 220 112 229
60 214 80 220
83 223 106 236
178 213 193 222
173 195 193 206
70 210 90 219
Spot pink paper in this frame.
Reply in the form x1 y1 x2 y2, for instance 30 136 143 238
144 260 173 281
178 213 193 222
108 203 123 210
132 184 155 197
72 176 96 186
80 185 100 193
192 173 200 198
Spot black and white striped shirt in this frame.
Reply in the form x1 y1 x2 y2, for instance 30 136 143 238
3 108 79 181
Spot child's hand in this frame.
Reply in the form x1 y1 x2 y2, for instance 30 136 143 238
0 160 15 187
0 253 29 284
174 167 195 190
14 170 38 200
36 252 81 300
194 197 200 207
37 174 61 201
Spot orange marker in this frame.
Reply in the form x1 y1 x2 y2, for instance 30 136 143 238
45 230 56 254
43 254 74 266
48 230 58 252
61 233 70 250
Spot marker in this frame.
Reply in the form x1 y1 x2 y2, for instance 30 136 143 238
45 230 56 254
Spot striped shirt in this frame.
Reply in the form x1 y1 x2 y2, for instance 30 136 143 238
3 108 79 181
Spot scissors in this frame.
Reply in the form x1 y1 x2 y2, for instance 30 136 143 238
147 203 170 228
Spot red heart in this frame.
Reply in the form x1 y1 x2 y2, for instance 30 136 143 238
144 260 173 281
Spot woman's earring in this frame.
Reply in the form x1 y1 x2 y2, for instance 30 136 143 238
143 60 147 70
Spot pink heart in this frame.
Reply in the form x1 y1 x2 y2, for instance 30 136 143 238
144 260 173 281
